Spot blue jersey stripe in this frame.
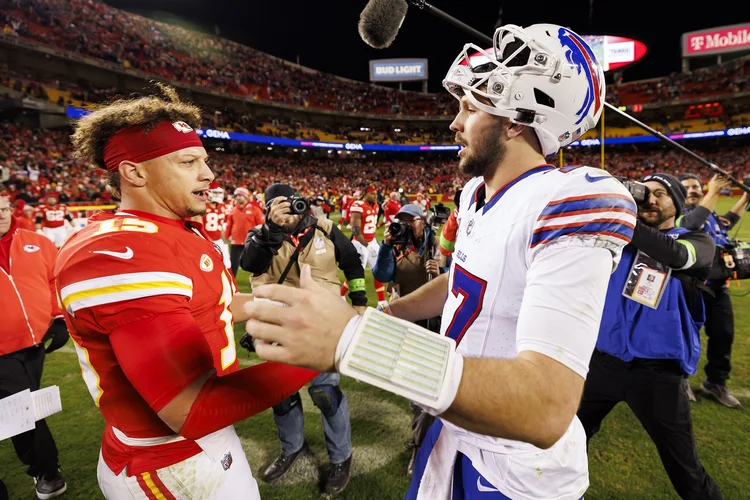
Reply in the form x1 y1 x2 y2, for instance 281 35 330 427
540 196 636 218
531 220 634 247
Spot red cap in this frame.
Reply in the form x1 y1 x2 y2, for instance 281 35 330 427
365 186 377 194
209 181 222 189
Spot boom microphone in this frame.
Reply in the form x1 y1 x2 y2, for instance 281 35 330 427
358 0 408 49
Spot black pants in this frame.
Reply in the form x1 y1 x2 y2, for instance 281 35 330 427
578 351 722 500
230 244 244 277
703 285 734 385
0 345 59 478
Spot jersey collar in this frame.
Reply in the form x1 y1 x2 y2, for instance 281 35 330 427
472 165 555 215
115 210 190 229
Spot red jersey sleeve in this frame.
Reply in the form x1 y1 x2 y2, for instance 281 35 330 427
39 236 63 318
349 201 364 214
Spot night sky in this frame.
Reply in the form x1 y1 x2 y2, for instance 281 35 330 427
102 0 748 93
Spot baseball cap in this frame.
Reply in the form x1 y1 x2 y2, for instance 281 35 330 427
264 183 295 203
396 204 423 219
365 186 377 194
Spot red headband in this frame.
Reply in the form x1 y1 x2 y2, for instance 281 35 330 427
103 121 204 172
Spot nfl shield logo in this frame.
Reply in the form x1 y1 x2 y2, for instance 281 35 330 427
466 219 475 236
314 237 325 250
221 452 233 471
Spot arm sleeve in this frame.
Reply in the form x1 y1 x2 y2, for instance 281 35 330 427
64 214 74 223
35 215 42 224
722 211 741 230
110 310 213 413
330 225 367 306
676 231 716 277
675 206 711 230
372 243 396 284
517 244 612 378
239 225 281 274
439 211 459 256
630 222 714 271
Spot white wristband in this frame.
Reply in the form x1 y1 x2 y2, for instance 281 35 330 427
335 308 463 414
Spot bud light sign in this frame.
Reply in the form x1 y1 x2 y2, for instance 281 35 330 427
369 59 429 82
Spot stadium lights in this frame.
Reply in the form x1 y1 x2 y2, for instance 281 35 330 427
394 128 402 132
302 149 307 153
293 148 299 152
267 146 273 150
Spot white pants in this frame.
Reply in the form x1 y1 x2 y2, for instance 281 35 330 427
97 427 259 500
213 239 232 270
42 226 69 248
352 239 379 270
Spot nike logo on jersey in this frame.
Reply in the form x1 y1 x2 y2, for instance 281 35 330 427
476 477 499 493
92 247 134 260
585 173 611 183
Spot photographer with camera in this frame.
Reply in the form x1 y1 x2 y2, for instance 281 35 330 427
578 173 722 500
372 202 446 476
239 183 366 496
678 173 750 408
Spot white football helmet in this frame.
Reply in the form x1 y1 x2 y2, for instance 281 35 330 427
443 24 605 157
208 182 225 203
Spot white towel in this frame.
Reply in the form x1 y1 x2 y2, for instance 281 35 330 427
416 423 458 500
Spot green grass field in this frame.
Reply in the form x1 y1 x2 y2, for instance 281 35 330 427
2 199 749 499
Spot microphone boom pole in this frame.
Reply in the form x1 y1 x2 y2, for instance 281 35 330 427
405 0 750 195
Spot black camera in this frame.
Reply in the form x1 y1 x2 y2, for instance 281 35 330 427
615 177 650 205
428 203 451 226
288 196 310 215
388 221 413 245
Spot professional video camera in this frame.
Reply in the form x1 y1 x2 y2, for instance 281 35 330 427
288 196 310 215
427 203 451 226
614 176 650 206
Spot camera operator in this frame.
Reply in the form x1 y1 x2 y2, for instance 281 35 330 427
578 174 722 500
373 203 445 323
678 173 750 408
239 183 365 497
371 203 445 477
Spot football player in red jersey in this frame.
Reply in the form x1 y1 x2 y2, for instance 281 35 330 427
55 85 316 499
339 191 356 229
35 192 74 248
341 186 387 304
203 182 231 270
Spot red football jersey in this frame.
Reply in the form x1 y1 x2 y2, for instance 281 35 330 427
202 202 227 241
54 210 239 470
349 200 378 243
342 196 354 212
38 204 69 228
383 199 402 224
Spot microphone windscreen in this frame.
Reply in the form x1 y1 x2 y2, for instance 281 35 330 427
358 0 409 49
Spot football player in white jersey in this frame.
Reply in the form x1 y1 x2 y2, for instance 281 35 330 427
244 24 637 500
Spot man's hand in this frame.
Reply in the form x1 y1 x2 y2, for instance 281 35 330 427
268 197 292 227
426 259 440 276
354 305 367 315
383 228 394 246
43 318 69 353
244 264 357 371
707 174 731 196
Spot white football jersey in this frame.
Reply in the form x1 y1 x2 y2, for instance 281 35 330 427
440 164 637 499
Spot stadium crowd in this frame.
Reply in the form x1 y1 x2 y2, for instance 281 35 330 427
1 0 748 119
2 122 749 206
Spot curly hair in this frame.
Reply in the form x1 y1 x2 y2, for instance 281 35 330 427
71 83 202 197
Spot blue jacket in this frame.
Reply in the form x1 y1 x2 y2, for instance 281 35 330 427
596 227 706 374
